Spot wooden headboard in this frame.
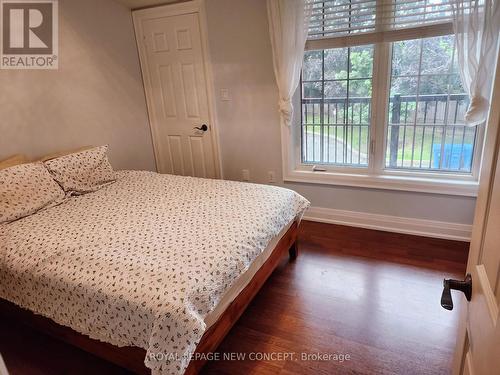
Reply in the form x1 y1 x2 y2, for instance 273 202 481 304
36 146 93 162
0 154 27 170
0 146 94 170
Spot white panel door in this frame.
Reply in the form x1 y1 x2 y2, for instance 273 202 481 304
452 61 500 375
135 8 217 178
459 135 500 375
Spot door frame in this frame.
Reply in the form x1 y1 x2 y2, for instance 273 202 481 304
452 52 500 375
132 0 223 178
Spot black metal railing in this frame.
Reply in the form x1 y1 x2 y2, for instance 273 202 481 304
302 96 372 165
301 93 473 171
387 93 469 169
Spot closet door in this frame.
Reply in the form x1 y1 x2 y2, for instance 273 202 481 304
134 5 218 178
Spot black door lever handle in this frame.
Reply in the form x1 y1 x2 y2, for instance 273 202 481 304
441 274 472 311
194 124 208 132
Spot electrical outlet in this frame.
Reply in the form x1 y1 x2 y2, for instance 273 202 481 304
268 171 276 183
242 169 250 181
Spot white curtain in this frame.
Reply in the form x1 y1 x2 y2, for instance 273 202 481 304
267 0 312 127
452 0 500 126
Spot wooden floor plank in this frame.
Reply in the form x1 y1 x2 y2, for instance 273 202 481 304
0 221 468 375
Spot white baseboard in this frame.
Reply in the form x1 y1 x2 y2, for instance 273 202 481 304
303 206 472 242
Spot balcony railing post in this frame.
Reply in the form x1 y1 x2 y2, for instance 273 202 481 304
389 94 401 168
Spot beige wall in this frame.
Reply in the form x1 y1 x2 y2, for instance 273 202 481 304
205 0 476 225
0 0 476 225
0 0 156 171
115 0 184 10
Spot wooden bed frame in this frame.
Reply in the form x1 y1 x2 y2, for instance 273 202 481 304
0 222 299 375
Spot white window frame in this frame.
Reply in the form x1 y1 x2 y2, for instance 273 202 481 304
282 23 487 197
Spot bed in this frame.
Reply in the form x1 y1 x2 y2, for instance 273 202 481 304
0 166 309 375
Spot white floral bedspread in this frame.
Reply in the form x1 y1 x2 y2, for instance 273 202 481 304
0 171 309 374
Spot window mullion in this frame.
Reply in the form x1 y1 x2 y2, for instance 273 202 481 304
320 50 325 163
370 42 391 175
369 0 392 174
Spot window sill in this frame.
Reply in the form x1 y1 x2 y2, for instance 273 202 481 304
284 169 479 197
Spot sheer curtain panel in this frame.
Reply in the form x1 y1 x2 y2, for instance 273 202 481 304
453 0 500 126
267 0 312 127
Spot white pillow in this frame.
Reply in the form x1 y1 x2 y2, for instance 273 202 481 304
0 162 65 224
44 145 117 195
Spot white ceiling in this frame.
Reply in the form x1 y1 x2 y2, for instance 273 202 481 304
115 0 184 10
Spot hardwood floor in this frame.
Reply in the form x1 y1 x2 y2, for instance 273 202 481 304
0 221 469 375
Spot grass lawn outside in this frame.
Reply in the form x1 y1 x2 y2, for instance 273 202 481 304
303 124 475 170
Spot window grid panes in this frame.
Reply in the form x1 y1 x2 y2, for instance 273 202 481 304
385 35 474 173
301 45 373 166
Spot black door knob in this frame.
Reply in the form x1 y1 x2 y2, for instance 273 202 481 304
441 274 472 311
194 124 208 132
